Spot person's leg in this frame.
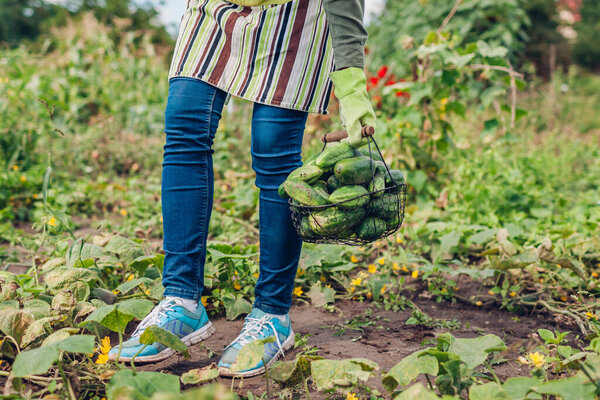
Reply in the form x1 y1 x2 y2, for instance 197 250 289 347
218 103 307 377
109 77 227 363
161 77 227 301
251 104 307 314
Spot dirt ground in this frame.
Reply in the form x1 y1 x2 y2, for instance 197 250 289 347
141 293 576 398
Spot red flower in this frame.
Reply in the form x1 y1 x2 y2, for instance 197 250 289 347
377 66 388 79
369 76 379 86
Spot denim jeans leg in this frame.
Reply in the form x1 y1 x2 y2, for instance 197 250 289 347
161 78 227 300
250 102 308 315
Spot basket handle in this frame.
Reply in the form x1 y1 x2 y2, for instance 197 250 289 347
321 126 375 143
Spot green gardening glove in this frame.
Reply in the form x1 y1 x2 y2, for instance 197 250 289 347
330 67 377 148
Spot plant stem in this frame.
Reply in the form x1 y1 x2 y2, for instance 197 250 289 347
115 331 124 367
57 361 76 400
263 357 271 399
425 373 434 391
0 371 55 382
485 361 500 384
130 344 149 372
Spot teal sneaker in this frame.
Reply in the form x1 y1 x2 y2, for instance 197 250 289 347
218 308 294 377
108 298 214 363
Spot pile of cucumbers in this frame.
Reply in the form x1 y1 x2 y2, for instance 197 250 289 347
279 142 405 242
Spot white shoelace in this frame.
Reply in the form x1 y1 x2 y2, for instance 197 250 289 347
132 298 182 336
232 315 285 356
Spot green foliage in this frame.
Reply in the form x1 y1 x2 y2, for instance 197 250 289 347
573 0 600 70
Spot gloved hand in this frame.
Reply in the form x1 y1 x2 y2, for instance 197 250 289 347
330 67 377 148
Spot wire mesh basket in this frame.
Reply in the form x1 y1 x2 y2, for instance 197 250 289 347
289 131 407 246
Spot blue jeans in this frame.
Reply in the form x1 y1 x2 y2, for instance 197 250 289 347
161 77 307 315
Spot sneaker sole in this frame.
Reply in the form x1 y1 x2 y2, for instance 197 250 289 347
218 329 295 378
109 322 216 363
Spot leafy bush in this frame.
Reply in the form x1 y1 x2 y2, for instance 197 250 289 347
572 0 600 70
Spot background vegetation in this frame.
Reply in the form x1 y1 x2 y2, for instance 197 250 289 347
0 0 599 399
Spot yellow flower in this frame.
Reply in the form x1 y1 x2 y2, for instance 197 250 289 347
367 292 372 299
411 270 419 279
96 353 109 365
325 284 332 288
293 287 303 297
377 258 385 265
296 269 305 277
380 285 387 294
20 175 26 182
586 311 598 320
144 289 150 295
592 272 599 278
350 255 359 263
560 295 567 302
253 272 259 278
320 275 326 283
440 98 449 105
405 123 412 128
368 264 377 274
126 274 135 281
119 209 128 216
358 247 365 251
488 290 494 296
100 337 111 354
528 352 545 368
509 291 516 297
392 262 399 271
475 301 483 306
112 289 119 295
556 264 561 269
441 288 447 294
33 193 39 199
12 165 18 171
346 393 358 400
233 282 242 290
201 297 209 307
351 277 362 286
48 217 57 227
538 278 544 283
396 235 403 244
401 265 409 272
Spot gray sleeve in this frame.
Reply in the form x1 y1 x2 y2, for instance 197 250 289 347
322 0 368 70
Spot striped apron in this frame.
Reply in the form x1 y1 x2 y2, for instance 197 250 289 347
168 0 335 114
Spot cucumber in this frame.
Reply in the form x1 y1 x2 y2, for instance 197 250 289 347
354 147 383 161
303 152 320 167
278 182 289 199
309 207 366 235
284 180 329 206
369 193 400 219
91 287 117 305
368 172 386 197
327 175 341 192
316 142 355 170
334 157 377 185
385 169 404 185
386 214 402 231
299 216 316 237
329 185 370 208
356 218 388 240
288 165 323 184
312 180 330 201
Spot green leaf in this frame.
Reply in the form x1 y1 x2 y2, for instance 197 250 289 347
81 299 153 333
44 267 98 293
439 231 462 256
445 53 475 68
437 333 506 369
116 278 154 295
307 283 335 307
502 377 541 400
383 351 438 392
0 309 34 345
54 334 95 354
269 355 320 386
395 383 441 400
532 373 596 400
65 242 105 267
537 329 554 342
231 337 274 372
22 299 51 319
12 335 95 377
129 254 165 275
107 370 180 399
469 382 511 400
180 365 219 385
311 358 378 391
140 325 189 359
150 384 237 400
224 297 252 321
104 236 145 266
11 345 58 377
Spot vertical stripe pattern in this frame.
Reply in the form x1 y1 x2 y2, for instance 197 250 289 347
169 0 335 114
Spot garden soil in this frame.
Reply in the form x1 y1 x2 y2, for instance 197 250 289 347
141 293 576 398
